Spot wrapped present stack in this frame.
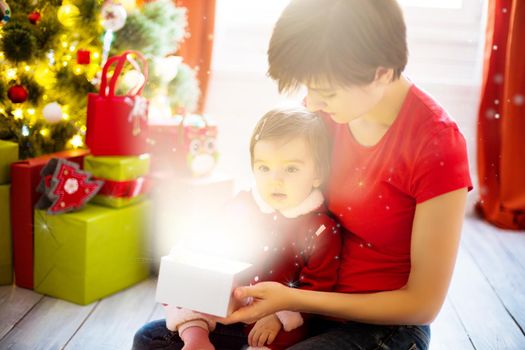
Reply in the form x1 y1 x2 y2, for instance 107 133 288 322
30 152 152 305
32 51 152 305
0 140 19 285
4 51 152 305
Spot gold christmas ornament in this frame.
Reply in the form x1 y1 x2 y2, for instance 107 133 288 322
57 3 80 27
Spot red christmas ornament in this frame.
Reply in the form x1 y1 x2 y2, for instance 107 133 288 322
35 158 103 214
7 85 29 104
77 50 91 65
28 11 41 24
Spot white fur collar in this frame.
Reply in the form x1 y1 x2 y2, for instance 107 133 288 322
251 186 324 219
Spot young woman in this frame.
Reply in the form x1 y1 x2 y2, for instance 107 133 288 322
219 0 472 349
134 1 472 349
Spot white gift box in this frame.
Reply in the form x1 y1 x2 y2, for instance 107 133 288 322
155 249 252 317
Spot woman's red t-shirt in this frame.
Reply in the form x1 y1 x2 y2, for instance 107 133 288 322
325 84 473 293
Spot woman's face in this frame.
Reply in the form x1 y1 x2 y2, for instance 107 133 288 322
253 137 321 211
305 80 387 124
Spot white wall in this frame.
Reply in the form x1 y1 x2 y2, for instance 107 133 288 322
205 0 486 196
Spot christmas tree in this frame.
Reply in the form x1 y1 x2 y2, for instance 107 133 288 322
0 0 199 159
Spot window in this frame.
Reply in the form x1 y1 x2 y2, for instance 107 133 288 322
399 0 463 9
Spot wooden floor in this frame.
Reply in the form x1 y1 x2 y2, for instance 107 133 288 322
1 214 524 350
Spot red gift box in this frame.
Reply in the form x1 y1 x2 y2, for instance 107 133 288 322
10 149 89 289
86 51 149 156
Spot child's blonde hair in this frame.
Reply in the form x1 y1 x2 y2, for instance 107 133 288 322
249 107 332 184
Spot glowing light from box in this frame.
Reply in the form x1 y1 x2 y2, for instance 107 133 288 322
170 246 251 274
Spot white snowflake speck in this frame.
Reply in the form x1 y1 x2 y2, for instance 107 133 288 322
513 94 524 106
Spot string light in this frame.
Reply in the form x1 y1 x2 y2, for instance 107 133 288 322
6 68 17 79
21 125 30 136
62 112 70 120
40 128 50 137
69 134 84 148
24 65 31 72
13 109 24 119
27 109 36 116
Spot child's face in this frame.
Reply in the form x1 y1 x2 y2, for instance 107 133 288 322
253 137 322 211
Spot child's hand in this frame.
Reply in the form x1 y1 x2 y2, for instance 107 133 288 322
248 313 282 347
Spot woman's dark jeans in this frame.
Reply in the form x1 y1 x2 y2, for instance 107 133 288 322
132 318 430 350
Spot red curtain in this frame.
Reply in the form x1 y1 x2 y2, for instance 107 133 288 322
476 0 525 229
175 0 216 113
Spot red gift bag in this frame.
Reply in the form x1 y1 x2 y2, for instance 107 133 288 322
86 51 149 156
10 149 89 289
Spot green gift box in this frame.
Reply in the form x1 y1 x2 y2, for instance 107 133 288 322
84 154 150 208
34 201 151 305
0 185 13 285
0 140 19 185
83 154 150 181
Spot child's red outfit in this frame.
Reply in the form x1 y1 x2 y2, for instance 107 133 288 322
165 188 342 350
325 84 473 293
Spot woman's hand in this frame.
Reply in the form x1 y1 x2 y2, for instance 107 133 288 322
219 281 292 325
248 314 282 347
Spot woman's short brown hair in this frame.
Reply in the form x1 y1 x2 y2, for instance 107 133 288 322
268 0 408 92
249 107 332 184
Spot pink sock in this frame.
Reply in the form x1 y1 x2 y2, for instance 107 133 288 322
180 326 215 350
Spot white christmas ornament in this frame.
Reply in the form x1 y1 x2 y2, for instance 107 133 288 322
43 102 63 123
101 3 127 32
